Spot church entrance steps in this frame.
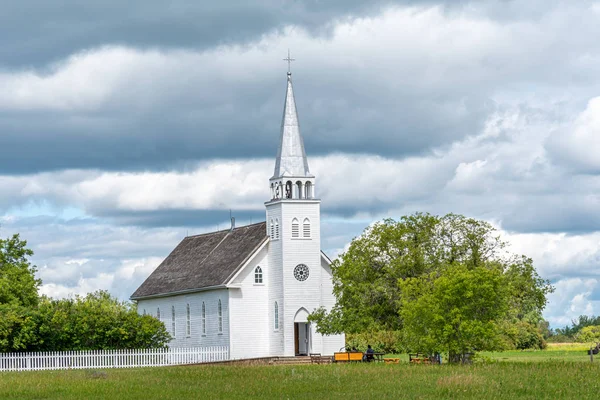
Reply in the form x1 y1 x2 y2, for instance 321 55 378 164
271 356 312 365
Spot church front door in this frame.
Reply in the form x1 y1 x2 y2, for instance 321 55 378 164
294 322 310 356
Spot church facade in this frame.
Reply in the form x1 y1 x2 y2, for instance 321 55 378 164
131 70 345 359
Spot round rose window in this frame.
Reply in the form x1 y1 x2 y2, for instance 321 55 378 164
294 264 310 281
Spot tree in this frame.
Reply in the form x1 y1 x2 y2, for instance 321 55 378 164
575 325 600 343
399 265 509 362
31 291 171 351
0 304 38 352
499 320 547 350
554 315 600 339
0 232 171 351
309 213 553 357
0 234 41 307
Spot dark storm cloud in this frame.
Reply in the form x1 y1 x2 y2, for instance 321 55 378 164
500 202 600 235
0 0 448 68
2 0 593 175
0 67 487 174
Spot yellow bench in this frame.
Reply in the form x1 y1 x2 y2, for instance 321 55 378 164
384 358 400 364
334 352 364 362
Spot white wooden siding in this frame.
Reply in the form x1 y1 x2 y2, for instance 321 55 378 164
137 289 230 349
266 203 285 356
228 245 270 359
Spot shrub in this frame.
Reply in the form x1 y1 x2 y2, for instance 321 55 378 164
575 325 600 343
500 321 547 350
345 330 402 353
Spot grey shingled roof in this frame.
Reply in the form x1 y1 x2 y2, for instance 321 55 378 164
131 222 267 299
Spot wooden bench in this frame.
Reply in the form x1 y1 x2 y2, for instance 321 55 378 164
333 352 364 362
310 353 323 364
384 358 400 364
409 353 431 364
409 353 440 364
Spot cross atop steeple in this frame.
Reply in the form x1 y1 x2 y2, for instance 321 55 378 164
283 49 295 74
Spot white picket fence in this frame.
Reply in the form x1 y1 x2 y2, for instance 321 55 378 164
0 346 230 372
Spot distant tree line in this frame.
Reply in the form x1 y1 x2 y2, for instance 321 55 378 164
309 213 554 363
0 233 170 352
545 315 600 343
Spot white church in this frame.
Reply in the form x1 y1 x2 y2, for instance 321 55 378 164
131 69 345 359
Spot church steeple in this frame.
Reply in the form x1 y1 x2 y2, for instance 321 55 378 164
272 72 312 179
264 62 329 358
268 66 316 202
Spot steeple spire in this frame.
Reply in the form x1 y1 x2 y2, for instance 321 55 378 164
272 70 312 179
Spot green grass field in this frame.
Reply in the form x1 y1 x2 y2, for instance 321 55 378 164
2 345 600 399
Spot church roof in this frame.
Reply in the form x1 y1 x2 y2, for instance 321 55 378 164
272 72 312 179
131 222 268 299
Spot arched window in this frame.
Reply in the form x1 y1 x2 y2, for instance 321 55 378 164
270 219 274 239
186 303 191 337
285 181 293 199
171 305 176 337
202 302 206 335
275 219 280 239
292 218 299 238
296 181 303 199
218 300 223 333
274 302 279 330
303 218 311 238
254 266 263 284
157 307 161 320
305 182 312 199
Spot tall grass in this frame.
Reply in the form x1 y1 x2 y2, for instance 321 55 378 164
1 360 600 399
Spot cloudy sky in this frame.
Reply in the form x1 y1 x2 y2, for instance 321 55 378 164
1 0 599 328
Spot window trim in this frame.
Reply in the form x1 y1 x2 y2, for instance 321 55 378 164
186 303 191 337
274 301 279 331
291 218 299 238
171 305 176 338
254 266 264 284
303 217 311 238
218 299 223 334
201 302 206 336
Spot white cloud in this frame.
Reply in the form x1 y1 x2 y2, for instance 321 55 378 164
0 4 596 116
37 254 165 300
544 278 599 327
547 97 600 172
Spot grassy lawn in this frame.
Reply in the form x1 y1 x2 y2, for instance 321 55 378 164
2 346 600 399
482 342 594 363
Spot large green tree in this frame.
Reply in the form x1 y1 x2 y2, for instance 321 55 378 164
309 213 553 358
0 234 42 352
0 234 41 307
399 265 509 362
